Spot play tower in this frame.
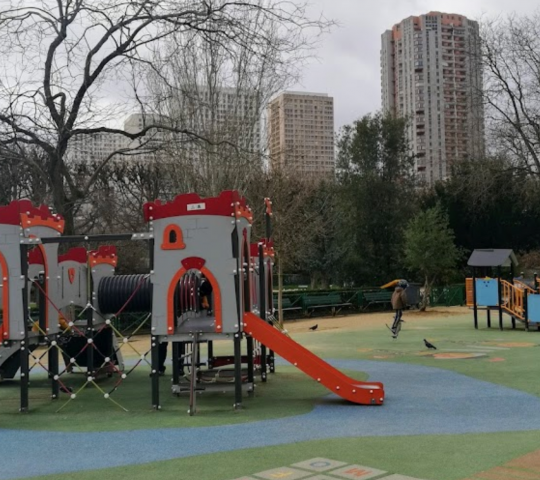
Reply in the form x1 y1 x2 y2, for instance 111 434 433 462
144 191 255 411
144 191 384 411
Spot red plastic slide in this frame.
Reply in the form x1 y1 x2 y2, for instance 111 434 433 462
243 313 384 405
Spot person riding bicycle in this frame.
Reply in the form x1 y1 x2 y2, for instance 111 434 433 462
390 279 408 338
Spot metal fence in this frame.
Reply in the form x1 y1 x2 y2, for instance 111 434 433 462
428 284 466 307
273 284 466 318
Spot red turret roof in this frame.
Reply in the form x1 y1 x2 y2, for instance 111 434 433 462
89 246 118 267
59 247 88 264
0 200 64 233
250 240 275 258
143 190 251 222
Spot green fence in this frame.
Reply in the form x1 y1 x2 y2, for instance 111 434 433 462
272 289 389 317
428 284 466 307
273 284 466 318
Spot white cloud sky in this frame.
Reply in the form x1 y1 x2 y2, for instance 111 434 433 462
292 0 539 129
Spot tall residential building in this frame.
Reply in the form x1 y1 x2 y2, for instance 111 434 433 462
67 88 263 165
67 131 128 164
178 86 261 151
381 12 484 185
268 91 335 179
66 114 162 164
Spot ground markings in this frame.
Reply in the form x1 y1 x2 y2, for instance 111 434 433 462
461 449 540 480
382 476 433 480
252 467 312 480
232 458 429 480
291 459 348 472
328 465 387 479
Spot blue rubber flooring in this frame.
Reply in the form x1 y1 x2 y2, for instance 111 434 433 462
2 359 540 479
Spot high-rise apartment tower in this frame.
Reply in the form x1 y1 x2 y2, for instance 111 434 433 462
381 12 484 184
268 91 335 179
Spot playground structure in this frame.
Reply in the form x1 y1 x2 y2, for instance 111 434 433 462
0 191 384 414
466 249 540 331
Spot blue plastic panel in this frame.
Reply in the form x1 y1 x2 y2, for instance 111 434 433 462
528 294 540 324
475 279 499 307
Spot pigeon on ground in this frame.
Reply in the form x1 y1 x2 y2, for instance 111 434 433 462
309 324 318 331
424 339 437 350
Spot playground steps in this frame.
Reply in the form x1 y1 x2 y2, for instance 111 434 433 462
471 278 540 324
500 279 537 321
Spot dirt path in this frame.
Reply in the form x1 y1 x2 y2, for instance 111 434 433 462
123 306 469 354
281 306 470 333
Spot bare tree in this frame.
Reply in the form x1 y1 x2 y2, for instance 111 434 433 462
0 146 48 204
481 12 540 174
0 0 330 232
256 167 323 324
144 3 329 196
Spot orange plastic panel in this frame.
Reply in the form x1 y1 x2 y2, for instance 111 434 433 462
162 225 186 250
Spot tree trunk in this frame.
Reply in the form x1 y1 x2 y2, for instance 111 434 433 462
49 155 76 235
420 275 432 311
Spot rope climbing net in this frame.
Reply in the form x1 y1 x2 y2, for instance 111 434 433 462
28 274 152 412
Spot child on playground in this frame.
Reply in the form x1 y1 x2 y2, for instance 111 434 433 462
390 280 408 338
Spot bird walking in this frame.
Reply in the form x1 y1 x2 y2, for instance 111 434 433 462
424 338 437 350
309 324 318 331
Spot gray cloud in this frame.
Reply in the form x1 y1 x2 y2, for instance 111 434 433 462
292 0 539 129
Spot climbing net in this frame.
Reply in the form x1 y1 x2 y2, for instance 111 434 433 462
28 274 152 412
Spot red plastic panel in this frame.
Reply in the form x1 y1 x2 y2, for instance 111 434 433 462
143 190 249 222
58 247 88 264
0 200 64 232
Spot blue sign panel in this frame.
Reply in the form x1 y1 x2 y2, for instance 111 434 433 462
528 294 540 324
475 279 499 307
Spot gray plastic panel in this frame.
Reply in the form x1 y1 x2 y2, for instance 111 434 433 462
59 261 88 309
151 214 251 335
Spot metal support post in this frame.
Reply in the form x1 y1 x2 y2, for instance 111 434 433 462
188 336 199 416
498 267 503 330
172 342 180 385
20 244 29 412
246 335 254 393
472 269 478 329
49 339 59 399
258 244 267 382
151 336 160 410
233 332 243 410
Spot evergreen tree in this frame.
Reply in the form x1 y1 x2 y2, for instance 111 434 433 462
404 205 461 310
336 112 417 285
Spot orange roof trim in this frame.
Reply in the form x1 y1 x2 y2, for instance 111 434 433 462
235 205 253 224
20 212 65 233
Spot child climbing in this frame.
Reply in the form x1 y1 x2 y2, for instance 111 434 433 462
390 280 408 338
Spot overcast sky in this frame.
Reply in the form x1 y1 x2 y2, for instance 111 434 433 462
292 0 539 130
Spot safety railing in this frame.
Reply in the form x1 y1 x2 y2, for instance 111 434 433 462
513 279 537 294
501 280 525 320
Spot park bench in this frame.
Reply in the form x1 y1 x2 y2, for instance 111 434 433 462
303 293 352 317
362 291 393 310
273 296 303 312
